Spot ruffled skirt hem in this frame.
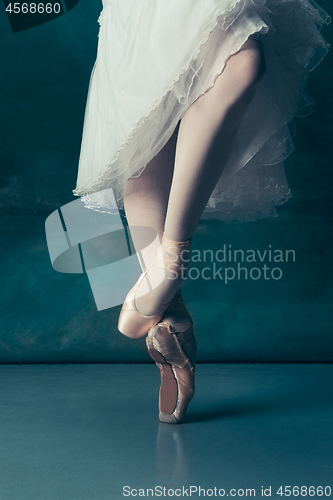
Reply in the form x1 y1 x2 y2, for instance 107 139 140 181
73 0 330 222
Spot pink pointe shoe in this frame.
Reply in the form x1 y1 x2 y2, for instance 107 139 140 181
118 235 191 339
146 313 197 424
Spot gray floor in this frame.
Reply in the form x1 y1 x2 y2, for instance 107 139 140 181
0 364 332 500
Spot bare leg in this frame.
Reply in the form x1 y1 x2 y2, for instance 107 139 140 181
124 38 266 314
164 38 266 241
124 124 178 267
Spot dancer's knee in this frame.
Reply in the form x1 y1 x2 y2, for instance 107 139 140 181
183 40 266 120
236 40 266 90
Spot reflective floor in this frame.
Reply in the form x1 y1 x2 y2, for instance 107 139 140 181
0 364 332 499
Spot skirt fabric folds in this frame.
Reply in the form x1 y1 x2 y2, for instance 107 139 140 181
73 0 330 222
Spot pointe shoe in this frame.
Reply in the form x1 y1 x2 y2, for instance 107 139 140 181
146 316 197 424
118 265 169 339
118 235 192 339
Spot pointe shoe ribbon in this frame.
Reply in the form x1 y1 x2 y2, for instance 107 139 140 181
118 235 192 339
155 235 192 278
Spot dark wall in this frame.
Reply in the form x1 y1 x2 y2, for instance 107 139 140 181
0 0 332 362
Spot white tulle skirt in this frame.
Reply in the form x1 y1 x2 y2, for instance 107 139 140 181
73 0 330 222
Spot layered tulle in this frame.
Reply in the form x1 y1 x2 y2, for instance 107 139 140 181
73 0 330 222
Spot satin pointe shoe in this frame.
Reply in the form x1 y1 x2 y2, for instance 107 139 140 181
146 314 197 424
118 235 192 339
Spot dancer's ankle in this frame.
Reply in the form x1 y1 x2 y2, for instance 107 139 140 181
134 235 192 316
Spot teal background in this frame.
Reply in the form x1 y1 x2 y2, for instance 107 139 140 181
0 0 332 362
